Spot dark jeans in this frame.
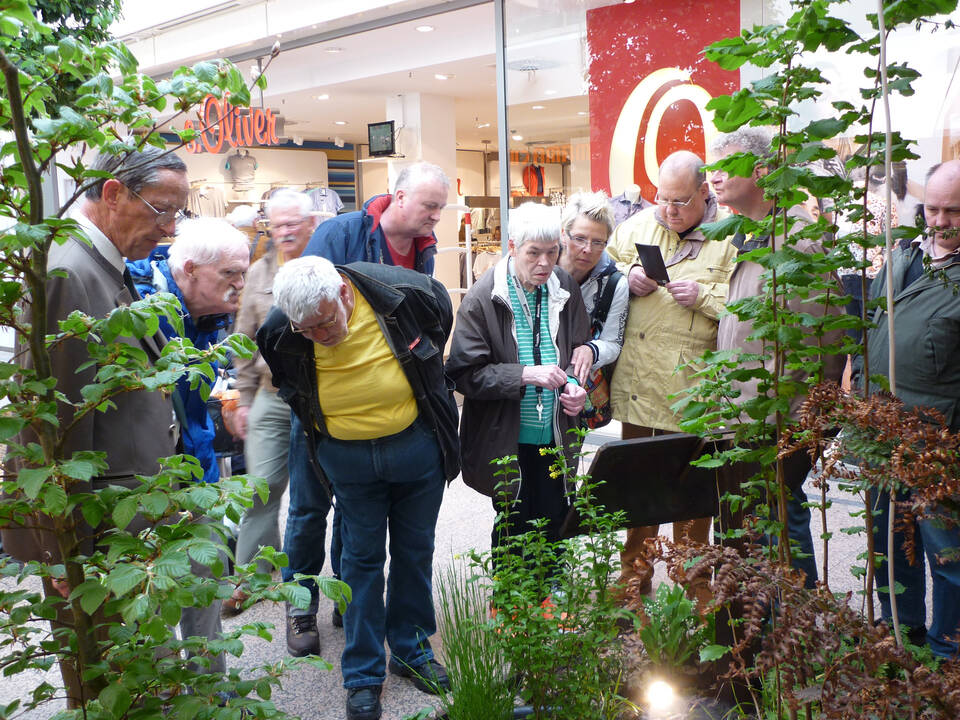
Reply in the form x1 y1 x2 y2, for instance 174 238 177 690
871 487 960 658
314 416 446 688
283 411 335 616
490 443 570 580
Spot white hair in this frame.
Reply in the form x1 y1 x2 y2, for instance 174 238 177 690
561 191 614 238
168 217 249 275
709 127 775 162
394 162 450 196
509 201 561 248
265 189 313 219
272 255 344 324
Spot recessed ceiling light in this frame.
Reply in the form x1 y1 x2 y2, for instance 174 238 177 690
577 111 588 116
334 120 348 125
316 94 329 100
544 89 557 95
434 73 454 80
532 105 545 110
512 133 523 141
325 46 344 53
416 24 434 32
476 122 491 129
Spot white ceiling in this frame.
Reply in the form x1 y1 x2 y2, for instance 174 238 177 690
140 1 592 152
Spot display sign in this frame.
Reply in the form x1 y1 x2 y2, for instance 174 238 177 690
184 94 283 154
586 1 739 200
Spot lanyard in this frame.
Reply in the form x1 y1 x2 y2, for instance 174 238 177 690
512 270 546 421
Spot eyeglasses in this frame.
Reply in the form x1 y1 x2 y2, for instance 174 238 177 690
289 309 339 335
270 219 307 234
567 232 607 250
654 193 697 208
127 186 186 227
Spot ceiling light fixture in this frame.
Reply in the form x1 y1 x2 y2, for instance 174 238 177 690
325 46 344 53
476 122 491 129
532 105 545 110
316 94 329 100
577 111 588 116
334 120 348 125
544 89 557 95
512 133 523 141
416 24 434 32
434 73 454 80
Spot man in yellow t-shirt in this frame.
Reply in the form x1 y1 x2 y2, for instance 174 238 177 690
257 256 459 720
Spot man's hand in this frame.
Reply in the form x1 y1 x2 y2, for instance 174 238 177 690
521 364 568 389
231 405 250 440
570 345 593 385
666 279 699 307
628 265 659 297
559 382 587 416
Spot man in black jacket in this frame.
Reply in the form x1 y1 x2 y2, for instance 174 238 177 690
257 256 459 720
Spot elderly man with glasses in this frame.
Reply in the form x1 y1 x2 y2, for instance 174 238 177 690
256 256 459 720
605 150 737 605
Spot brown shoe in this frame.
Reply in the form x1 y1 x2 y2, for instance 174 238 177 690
221 587 250 617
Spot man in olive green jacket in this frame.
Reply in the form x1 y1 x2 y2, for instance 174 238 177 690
606 151 736 597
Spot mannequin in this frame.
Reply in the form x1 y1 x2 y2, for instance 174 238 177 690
610 182 651 227
624 183 642 204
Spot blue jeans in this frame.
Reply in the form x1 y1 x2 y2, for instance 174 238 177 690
872 488 960 658
314 416 446 688
283 411 335 616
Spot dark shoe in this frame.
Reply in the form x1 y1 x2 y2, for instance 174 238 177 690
389 658 450 695
332 604 344 628
906 625 928 647
221 588 251 617
345 685 382 720
286 613 320 657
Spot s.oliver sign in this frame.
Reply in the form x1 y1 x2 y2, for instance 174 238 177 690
185 94 285 154
586 0 739 200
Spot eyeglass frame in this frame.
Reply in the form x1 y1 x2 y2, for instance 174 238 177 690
126 186 186 227
565 230 607 251
654 192 698 209
288 305 340 336
270 218 309 234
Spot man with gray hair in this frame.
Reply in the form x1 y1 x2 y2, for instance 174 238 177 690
303 161 449 273
710 127 845 589
256 256 459 720
224 190 317 617
1 147 190 705
605 150 736 604
282 162 450 654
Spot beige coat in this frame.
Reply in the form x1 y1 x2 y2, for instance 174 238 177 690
234 249 280 407
716 207 846 420
607 199 736 431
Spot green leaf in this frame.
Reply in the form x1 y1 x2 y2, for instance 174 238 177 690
99 682 132 717
19 467 52 499
700 644 730 662
106 564 147 597
72 580 109 615
112 496 138 530
0 416 25 442
60 459 97 481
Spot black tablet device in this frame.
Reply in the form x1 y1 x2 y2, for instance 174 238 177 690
635 243 670 285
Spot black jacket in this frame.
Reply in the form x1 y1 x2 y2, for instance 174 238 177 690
256 262 460 482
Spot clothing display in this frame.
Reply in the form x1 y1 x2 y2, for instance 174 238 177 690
187 183 227 218
308 185 344 220
226 150 258 190
609 190 652 227
522 164 545 196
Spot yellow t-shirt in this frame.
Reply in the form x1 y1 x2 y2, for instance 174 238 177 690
314 280 418 440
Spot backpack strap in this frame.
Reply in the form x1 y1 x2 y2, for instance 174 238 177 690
590 270 622 334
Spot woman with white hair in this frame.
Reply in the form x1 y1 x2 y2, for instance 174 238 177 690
446 202 591 566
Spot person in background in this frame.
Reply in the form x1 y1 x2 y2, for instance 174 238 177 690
257 256 459 720
446 202 590 572
605 150 737 603
222 190 317 616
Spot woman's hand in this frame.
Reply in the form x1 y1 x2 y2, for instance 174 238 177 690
570 345 593 385
521 364 568 389
559 382 587 416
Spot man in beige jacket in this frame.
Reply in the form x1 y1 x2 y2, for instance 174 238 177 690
606 151 737 598
226 190 317 619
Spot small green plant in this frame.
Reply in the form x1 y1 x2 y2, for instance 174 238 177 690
637 583 716 670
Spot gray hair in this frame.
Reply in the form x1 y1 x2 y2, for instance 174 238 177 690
272 255 344 324
84 146 187 199
561 191 614 238
167 218 249 276
265 189 313 219
709 127 774 162
660 150 706 186
509 201 561 249
394 162 450 196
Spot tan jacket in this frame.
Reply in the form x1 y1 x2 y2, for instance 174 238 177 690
607 199 736 431
716 207 846 420
234 249 280 407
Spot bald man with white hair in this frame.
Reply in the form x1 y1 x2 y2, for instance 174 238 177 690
605 151 737 602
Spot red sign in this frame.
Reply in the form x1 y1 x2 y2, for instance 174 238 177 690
185 94 281 154
586 1 740 200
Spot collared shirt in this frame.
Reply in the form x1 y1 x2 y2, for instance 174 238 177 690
913 235 960 268
72 208 125 273
610 191 652 228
